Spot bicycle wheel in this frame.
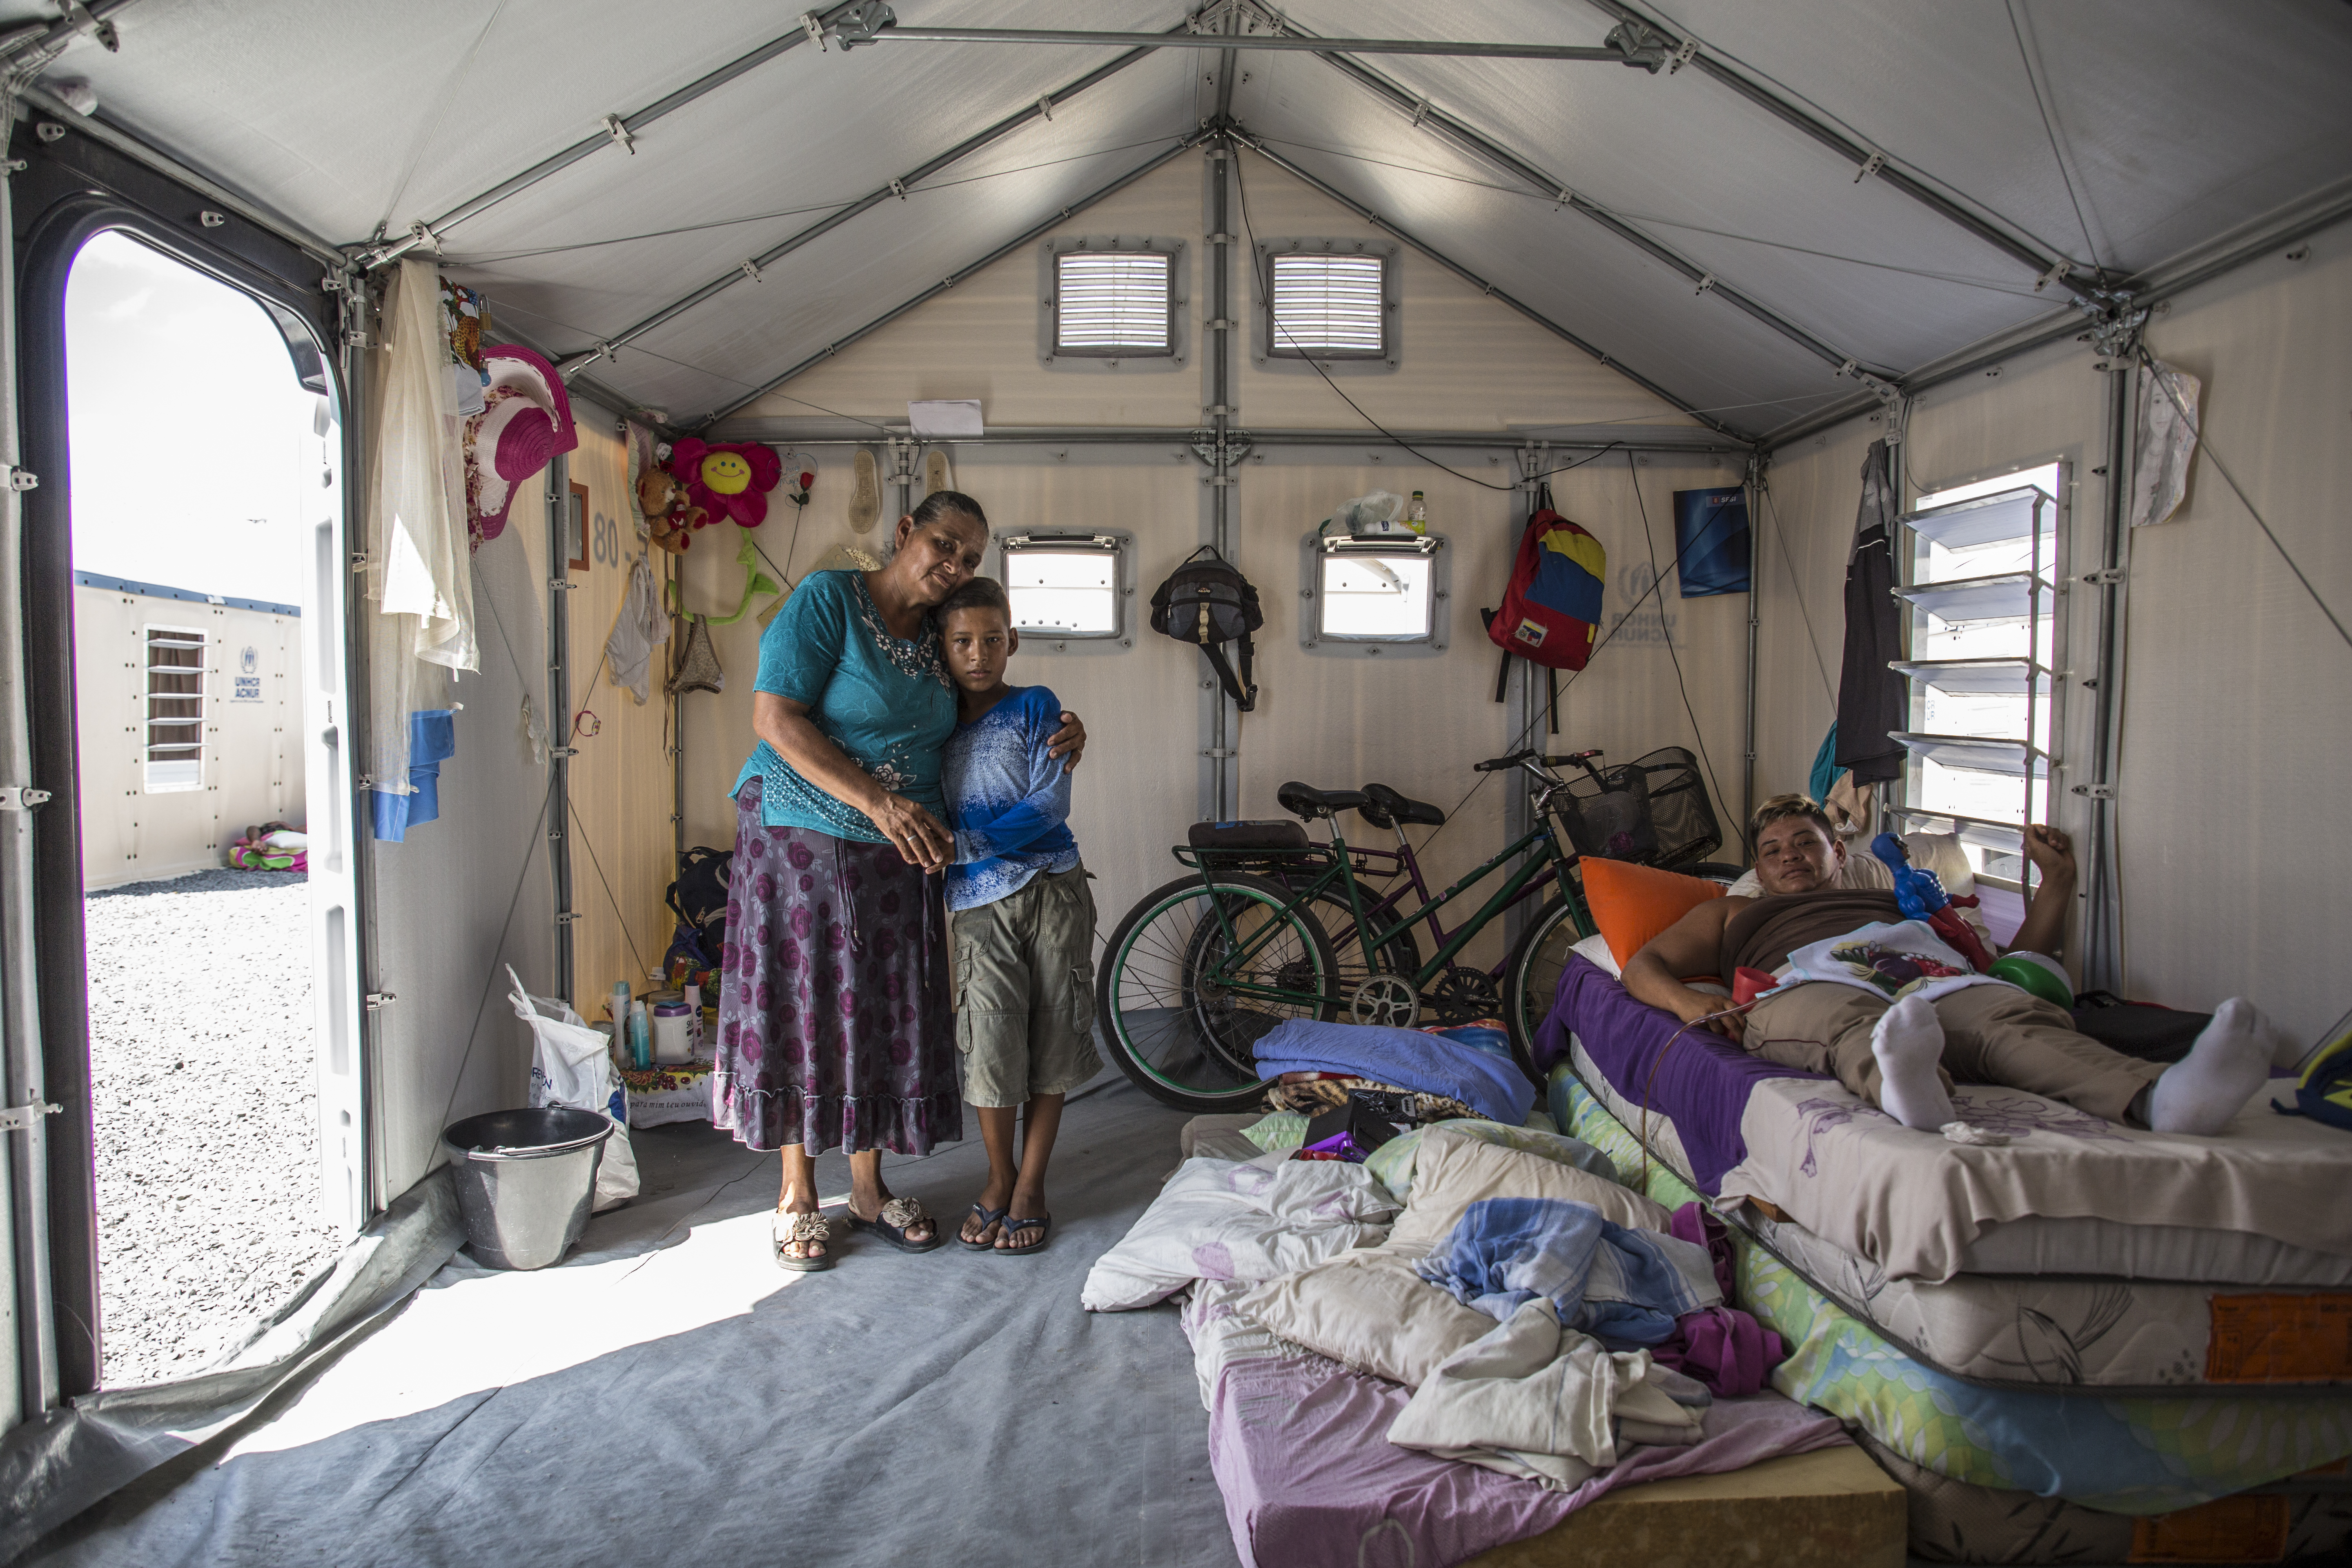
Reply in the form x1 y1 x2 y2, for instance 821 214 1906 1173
1178 886 1417 1031
1097 871 1339 1111
1501 893 1596 1089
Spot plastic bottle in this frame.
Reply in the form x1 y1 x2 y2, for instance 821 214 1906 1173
1406 491 1428 534
609 980 631 1031
627 1000 652 1070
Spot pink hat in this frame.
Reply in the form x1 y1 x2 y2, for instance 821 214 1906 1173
464 345 578 549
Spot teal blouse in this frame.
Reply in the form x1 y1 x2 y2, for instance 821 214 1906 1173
728 570 956 840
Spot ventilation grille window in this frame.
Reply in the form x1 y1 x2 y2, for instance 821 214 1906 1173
145 626 205 793
1270 253 1385 358
1054 252 1173 356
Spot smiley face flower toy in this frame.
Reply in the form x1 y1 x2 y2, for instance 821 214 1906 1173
666 438 783 528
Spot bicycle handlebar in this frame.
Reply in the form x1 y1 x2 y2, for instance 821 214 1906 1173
1474 751 1539 772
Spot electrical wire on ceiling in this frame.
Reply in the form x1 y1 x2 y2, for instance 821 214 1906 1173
1249 135 2062 301
439 136 1184 267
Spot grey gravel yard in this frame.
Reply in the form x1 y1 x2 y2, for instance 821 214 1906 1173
84 868 341 1389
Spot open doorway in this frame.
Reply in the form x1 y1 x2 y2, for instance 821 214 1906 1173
62 231 338 1386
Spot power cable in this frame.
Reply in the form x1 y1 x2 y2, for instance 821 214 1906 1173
2136 345 2352 655
1758 485 1839 707
1624 449 1743 851
569 796 652 984
2003 0 2108 283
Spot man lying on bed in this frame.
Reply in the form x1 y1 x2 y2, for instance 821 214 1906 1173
1620 794 2279 1136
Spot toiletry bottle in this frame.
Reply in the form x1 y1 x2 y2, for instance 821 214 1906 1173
628 1001 652 1070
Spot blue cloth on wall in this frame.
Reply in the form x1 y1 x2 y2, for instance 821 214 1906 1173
1414 1195 1721 1345
371 709 458 842
1672 487 1751 598
1252 1018 1533 1126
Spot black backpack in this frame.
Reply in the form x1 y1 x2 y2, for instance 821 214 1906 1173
664 845 734 969
1150 546 1263 711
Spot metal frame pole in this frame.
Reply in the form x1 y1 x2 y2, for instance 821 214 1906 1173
1742 451 1762 844
546 454 575 1003
2079 355 2136 991
1199 132 1240 821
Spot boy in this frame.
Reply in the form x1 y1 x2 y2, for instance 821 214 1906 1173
936 577 1099 1254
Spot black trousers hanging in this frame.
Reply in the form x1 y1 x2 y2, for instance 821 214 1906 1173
1835 439 1907 786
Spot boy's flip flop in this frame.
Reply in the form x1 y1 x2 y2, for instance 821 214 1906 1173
846 1196 944 1254
995 1214 1051 1256
959 1202 1007 1252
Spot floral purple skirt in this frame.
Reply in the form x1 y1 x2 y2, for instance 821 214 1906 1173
711 780 960 1155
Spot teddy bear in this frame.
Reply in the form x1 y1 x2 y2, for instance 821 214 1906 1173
636 464 706 554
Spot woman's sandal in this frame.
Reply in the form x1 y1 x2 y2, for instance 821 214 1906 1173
845 1196 943 1254
773 1209 835 1273
959 1202 1007 1252
995 1214 1051 1256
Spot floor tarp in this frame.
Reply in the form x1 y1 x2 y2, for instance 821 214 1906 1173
27 1080 1240 1568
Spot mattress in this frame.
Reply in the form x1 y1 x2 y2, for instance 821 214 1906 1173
1568 1040 2352 1392
1557 1075 2352 1514
1548 956 2352 1289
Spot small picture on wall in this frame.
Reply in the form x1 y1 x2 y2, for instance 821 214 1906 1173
568 480 590 573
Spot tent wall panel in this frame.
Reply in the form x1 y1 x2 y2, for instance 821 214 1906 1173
562 421 677 1019
367 493 556 1203
2110 229 2352 1043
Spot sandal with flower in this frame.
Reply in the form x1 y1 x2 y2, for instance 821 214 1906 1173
773 1209 835 1272
845 1195 942 1254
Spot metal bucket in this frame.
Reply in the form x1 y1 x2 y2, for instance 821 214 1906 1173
440 1107 614 1270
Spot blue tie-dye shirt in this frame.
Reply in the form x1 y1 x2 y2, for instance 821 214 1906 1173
941 684 1081 912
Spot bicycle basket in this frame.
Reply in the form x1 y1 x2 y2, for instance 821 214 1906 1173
1549 762 1657 864
1630 746 1722 869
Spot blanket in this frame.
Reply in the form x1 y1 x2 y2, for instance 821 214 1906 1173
1079 1152 1397 1312
1254 1018 1534 1126
1414 1196 1720 1344
1385 1299 1703 1487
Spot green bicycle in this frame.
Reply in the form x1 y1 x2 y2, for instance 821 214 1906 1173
1094 748 1735 1111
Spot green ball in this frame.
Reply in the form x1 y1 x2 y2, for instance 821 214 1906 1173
1989 952 2074 1009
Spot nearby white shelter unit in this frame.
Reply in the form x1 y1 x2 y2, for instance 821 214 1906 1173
69 572 301 889
0 2 2346 1563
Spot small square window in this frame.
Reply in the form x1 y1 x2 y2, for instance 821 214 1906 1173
1002 538 1124 639
1318 550 1432 641
1269 253 1385 359
1053 252 1173 357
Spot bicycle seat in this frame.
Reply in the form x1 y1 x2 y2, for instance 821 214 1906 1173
1278 781 1369 821
1357 783 1446 830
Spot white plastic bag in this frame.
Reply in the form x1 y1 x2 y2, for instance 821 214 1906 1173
507 967 639 1210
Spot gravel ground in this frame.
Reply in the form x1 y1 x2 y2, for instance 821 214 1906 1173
85 868 342 1389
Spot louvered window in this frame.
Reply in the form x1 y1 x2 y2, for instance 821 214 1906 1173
144 625 205 793
1053 251 1174 356
1269 253 1386 358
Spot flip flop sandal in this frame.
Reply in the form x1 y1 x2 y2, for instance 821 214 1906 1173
995 1214 1051 1257
846 1196 942 1254
773 1209 835 1273
959 1201 1007 1252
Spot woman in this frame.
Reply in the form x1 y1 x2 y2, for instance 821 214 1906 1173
714 490 1083 1269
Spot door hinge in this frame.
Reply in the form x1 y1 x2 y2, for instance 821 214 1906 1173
2070 783 2118 800
364 991 396 1010
555 911 585 924
0 786 50 810
549 579 579 591
7 467 36 492
1199 748 1236 759
2078 567 2126 586
0 1100 60 1133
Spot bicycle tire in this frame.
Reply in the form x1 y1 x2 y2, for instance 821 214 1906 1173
1177 887 1418 1036
1096 871 1339 1112
1501 894 1595 1089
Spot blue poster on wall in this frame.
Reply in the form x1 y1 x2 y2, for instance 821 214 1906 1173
1672 486 1752 597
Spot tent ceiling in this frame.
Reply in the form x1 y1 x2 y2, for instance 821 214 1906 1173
22 0 2352 439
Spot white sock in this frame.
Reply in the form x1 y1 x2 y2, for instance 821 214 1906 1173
1871 994 1955 1129
2148 998 2272 1135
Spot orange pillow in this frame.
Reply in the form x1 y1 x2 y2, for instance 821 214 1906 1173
1582 858 1725 970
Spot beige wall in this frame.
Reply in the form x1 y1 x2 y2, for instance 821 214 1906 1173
72 584 302 890
1755 219 2352 1041
679 147 1744 965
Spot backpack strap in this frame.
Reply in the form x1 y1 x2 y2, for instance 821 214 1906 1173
1201 635 1258 712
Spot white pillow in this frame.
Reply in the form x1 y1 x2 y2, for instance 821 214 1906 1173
1233 1247 1496 1388
1571 931 1620 978
1080 1153 1397 1312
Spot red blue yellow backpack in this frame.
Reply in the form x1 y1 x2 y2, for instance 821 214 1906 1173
1486 485 1605 672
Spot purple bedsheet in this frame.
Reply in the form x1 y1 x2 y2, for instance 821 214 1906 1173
1532 956 1831 1195
1202 1343 1850 1568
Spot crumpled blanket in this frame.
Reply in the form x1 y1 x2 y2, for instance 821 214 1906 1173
1080 1152 1397 1312
1414 1196 1721 1344
1649 1201 1787 1395
1385 1298 1705 1488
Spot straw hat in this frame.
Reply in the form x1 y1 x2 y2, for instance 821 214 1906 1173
464 345 578 548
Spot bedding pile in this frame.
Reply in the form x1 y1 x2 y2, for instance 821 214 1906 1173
1084 1120 1846 1566
1541 942 2352 1558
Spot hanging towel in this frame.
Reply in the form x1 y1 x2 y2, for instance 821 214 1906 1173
1806 722 1841 806
370 708 458 842
1413 1196 1721 1345
370 257 477 676
606 555 670 705
1834 439 1905 786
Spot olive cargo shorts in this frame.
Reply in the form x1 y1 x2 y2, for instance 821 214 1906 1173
952 865 1102 1108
